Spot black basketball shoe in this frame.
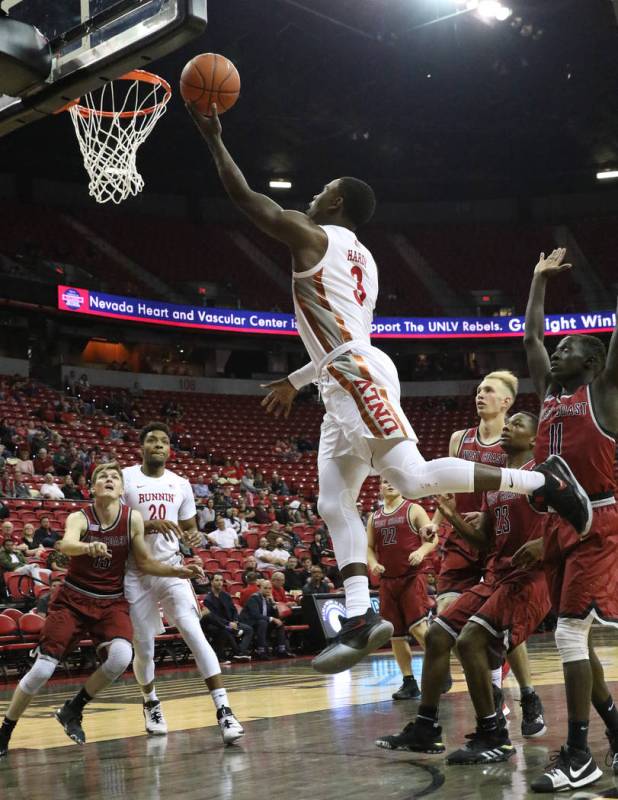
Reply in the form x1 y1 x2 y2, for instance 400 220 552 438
446 727 515 765
0 731 10 758
530 745 602 793
55 700 86 745
531 456 592 537
520 691 547 738
312 607 393 674
605 728 618 775
392 676 421 700
375 720 445 753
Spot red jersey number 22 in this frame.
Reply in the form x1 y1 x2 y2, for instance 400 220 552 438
351 266 366 306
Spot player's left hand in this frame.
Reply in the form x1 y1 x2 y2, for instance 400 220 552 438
408 549 424 566
260 378 298 419
181 529 202 549
462 511 484 529
175 563 205 580
511 537 543 569
419 523 439 543
186 102 222 142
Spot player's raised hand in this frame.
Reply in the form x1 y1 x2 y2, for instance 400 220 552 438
462 511 484 529
419 522 439 543
511 537 543 569
86 541 110 558
174 562 205 580
145 519 182 542
186 102 222 143
533 248 572 278
436 494 456 516
260 377 298 419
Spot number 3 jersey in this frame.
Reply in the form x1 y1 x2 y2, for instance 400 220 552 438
481 459 544 585
122 464 196 568
373 499 429 579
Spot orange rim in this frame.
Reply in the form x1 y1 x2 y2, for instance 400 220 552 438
68 70 171 119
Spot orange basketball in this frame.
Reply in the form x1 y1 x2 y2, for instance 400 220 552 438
180 53 240 115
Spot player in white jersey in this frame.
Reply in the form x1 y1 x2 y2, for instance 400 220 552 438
188 104 592 675
123 422 243 745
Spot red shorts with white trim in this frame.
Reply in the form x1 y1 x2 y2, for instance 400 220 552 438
379 573 431 636
437 548 483 596
39 584 133 660
542 503 618 624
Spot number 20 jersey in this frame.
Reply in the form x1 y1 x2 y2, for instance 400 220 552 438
122 464 196 567
292 224 378 369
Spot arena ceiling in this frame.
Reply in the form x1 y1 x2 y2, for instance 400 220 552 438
5 0 618 203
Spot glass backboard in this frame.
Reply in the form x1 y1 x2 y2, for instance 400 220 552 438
0 0 207 137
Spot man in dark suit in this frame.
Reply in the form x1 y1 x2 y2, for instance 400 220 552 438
201 573 253 662
239 579 293 659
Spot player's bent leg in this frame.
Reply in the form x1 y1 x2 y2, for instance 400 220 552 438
0 653 58 756
312 454 393 675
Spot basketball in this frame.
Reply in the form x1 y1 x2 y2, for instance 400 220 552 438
179 53 240 115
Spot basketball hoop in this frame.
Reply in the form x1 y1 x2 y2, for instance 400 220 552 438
67 70 171 205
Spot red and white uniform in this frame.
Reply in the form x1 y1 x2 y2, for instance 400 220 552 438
39 504 133 660
437 427 507 596
122 465 199 638
534 384 618 623
373 500 432 635
436 461 551 651
293 225 416 466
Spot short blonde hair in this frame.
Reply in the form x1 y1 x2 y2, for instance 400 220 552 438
91 461 123 485
483 370 518 401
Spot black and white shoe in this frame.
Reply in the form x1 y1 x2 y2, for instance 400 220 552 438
521 691 547 738
312 608 393 674
143 700 168 735
55 700 86 745
530 746 602 793
446 727 515 765
375 720 445 753
217 706 244 746
605 728 618 775
532 456 592 537
392 676 421 700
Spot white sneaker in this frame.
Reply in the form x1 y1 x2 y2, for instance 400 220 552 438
143 700 168 735
217 706 244 745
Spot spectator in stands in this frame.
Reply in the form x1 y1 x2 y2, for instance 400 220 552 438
47 549 69 572
59 475 81 500
239 572 262 605
208 517 239 549
18 523 44 558
40 473 64 500
192 475 211 499
309 529 335 566
270 571 288 603
76 474 91 500
284 556 305 592
33 516 60 548
271 537 290 566
299 557 312 585
52 445 72 476
33 447 54 475
240 468 257 495
77 373 90 391
0 538 49 583
35 576 63 618
253 470 265 490
1 520 14 540
237 499 255 520
231 509 249 537
253 502 271 525
239 579 292 659
270 471 290 496
266 520 282 544
241 556 258 586
201 573 253 662
281 522 300 549
0 464 15 497
15 447 34 476
197 498 216 532
302 565 334 596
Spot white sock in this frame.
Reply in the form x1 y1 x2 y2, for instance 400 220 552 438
491 668 502 689
499 468 545 495
142 688 158 703
344 575 370 618
211 687 229 711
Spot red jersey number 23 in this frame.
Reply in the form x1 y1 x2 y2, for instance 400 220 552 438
351 266 366 306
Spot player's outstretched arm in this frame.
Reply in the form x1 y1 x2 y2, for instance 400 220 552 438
594 296 618 433
130 511 204 580
186 103 326 255
57 512 110 558
524 249 571 397
436 495 488 550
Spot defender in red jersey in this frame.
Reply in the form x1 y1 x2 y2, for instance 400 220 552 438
0 462 202 757
376 412 549 762
367 479 437 700
521 249 618 793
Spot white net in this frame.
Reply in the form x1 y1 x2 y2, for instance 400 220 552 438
68 71 171 205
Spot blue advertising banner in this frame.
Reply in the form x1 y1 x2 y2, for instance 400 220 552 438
58 285 616 340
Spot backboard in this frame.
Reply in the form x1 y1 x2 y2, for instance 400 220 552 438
0 0 207 137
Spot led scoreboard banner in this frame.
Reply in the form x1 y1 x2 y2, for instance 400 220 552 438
58 285 617 340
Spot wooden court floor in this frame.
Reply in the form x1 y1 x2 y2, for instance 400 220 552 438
2 630 618 800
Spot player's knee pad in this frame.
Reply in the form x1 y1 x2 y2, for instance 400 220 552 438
555 617 591 664
101 638 133 681
18 653 58 695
